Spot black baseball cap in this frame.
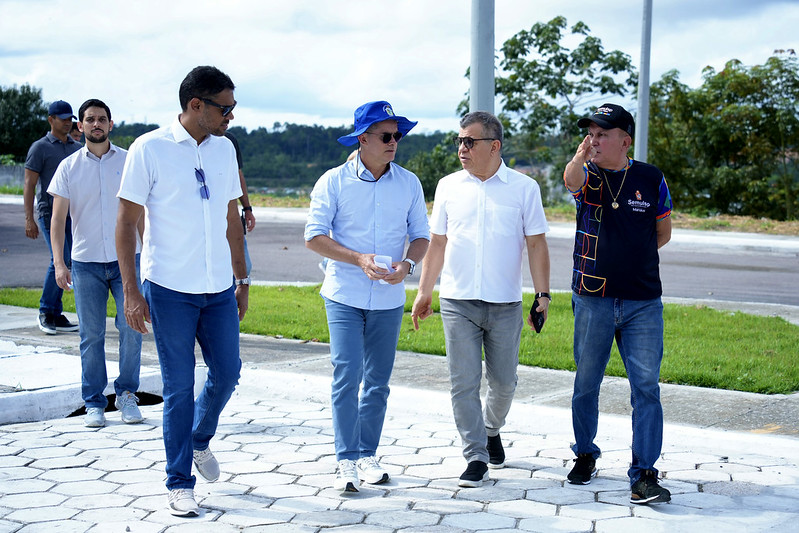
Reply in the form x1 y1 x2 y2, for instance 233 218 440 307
577 103 635 137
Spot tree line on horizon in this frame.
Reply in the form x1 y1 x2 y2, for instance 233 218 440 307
2 17 797 219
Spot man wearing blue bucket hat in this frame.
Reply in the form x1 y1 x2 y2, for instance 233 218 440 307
305 100 430 493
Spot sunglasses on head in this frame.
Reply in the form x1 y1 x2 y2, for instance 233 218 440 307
366 131 403 144
453 136 497 150
201 98 236 117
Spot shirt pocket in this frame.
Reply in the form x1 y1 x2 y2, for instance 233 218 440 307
490 204 521 237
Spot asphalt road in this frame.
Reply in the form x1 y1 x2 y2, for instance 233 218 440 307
2 201 798 307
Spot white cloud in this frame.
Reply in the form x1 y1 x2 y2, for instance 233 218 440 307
1 0 795 133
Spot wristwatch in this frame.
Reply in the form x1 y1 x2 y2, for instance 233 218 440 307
535 292 551 301
402 258 416 275
235 277 251 286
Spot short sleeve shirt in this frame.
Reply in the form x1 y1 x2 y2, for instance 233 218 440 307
25 133 81 218
429 161 549 303
117 117 242 294
568 158 672 299
47 143 140 262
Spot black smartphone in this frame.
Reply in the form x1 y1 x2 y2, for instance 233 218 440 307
529 299 545 333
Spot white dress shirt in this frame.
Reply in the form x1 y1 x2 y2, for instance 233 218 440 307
429 161 549 303
117 117 241 294
47 143 140 262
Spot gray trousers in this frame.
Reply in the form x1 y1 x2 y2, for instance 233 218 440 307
440 298 522 463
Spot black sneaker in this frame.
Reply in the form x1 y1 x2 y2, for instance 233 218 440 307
38 313 56 335
458 460 489 488
53 314 79 332
567 453 597 484
630 470 671 504
487 434 505 469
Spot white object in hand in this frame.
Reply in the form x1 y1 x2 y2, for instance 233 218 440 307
373 255 394 285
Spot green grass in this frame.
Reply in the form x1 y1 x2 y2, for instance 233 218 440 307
0 185 24 195
2 285 798 395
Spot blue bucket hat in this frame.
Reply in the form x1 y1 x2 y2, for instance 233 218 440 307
48 100 76 120
337 100 417 146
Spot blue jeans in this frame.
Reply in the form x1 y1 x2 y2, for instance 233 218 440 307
571 293 664 485
323 298 404 461
71 257 142 409
143 281 242 490
38 214 72 316
439 299 522 463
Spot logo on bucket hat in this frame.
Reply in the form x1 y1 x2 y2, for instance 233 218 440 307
337 100 417 146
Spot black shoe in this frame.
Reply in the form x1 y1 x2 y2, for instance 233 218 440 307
38 313 56 335
486 434 505 469
458 460 489 488
630 470 671 504
567 453 597 485
53 314 79 332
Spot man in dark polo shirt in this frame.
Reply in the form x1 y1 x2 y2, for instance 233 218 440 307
563 103 673 505
23 100 82 334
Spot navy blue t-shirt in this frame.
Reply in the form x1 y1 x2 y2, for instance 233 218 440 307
569 158 672 300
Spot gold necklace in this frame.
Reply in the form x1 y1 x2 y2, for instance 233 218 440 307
599 162 629 209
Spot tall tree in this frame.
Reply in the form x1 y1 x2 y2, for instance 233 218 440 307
648 52 799 220
0 84 48 162
495 16 637 188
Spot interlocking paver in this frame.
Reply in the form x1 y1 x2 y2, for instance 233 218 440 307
1 332 798 532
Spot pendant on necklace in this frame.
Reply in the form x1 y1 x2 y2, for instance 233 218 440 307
612 201 619 209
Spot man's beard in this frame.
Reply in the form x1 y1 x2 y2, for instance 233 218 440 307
85 131 108 144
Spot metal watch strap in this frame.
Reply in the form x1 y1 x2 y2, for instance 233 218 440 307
235 277 251 286
403 258 416 275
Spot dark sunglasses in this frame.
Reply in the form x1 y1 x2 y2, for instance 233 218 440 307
366 131 403 144
201 98 236 117
194 168 210 199
453 136 497 150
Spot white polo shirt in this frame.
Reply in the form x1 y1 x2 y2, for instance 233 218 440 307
429 161 549 303
117 116 241 294
47 143 140 263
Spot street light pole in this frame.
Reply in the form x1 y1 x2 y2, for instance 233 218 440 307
635 0 653 162
470 0 495 114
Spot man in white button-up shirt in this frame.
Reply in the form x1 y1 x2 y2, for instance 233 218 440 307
412 111 551 488
116 66 248 518
49 99 144 430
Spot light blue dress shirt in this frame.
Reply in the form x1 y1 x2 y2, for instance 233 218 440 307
304 156 429 310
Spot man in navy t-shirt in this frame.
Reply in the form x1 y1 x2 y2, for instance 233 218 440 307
562 103 673 505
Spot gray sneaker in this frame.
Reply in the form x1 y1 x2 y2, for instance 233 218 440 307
193 447 220 481
114 391 143 424
168 488 199 517
84 407 106 427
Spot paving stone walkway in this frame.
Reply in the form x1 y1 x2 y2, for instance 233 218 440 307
1 366 798 532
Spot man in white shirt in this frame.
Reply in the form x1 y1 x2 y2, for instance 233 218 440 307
412 111 551 487
116 66 248 517
49 99 144 429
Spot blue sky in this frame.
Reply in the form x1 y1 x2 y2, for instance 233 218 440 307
1 0 795 134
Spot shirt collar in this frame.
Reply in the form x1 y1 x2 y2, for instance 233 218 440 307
465 159 508 183
81 142 119 161
171 115 196 145
45 132 76 145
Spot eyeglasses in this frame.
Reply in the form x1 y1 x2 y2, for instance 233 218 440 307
366 131 403 144
194 168 210 199
201 98 236 117
453 136 498 150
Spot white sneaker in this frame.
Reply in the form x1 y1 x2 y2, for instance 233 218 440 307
357 456 389 484
168 488 199 517
114 391 143 424
334 459 360 492
193 447 220 482
84 407 105 427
